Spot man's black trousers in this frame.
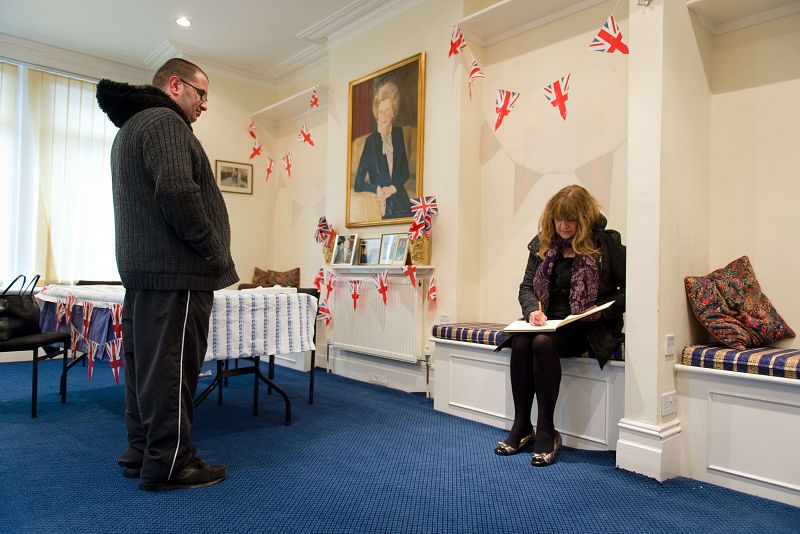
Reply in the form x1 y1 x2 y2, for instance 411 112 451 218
118 288 213 484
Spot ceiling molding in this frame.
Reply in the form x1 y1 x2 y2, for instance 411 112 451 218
0 31 151 83
144 40 182 70
268 44 328 79
297 0 427 48
686 0 800 35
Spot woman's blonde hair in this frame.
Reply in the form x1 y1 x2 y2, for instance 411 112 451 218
372 81 400 119
537 185 600 258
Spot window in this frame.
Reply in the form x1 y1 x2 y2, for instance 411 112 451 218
0 61 119 285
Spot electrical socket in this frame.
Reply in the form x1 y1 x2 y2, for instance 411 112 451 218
661 391 678 416
439 313 451 325
368 372 388 386
664 334 675 358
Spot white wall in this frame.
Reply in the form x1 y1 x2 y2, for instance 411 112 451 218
709 11 800 348
478 0 629 323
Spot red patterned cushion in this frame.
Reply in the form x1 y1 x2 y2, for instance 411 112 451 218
252 267 300 288
684 256 794 350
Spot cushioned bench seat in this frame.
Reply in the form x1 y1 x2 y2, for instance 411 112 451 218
681 344 799 379
431 322 625 361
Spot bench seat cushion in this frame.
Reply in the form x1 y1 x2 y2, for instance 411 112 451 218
431 322 624 361
681 344 800 379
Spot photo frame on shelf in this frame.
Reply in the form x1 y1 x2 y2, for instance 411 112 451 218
358 237 381 265
332 233 359 265
392 235 409 265
346 53 426 228
379 233 404 265
215 160 253 194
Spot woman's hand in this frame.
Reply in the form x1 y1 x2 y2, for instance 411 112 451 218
529 310 547 326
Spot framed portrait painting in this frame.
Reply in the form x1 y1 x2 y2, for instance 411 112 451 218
346 53 425 228
215 160 253 194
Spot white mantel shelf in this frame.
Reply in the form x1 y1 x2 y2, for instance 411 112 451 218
250 85 327 126
329 265 434 276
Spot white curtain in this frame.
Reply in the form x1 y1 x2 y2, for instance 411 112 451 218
0 61 119 286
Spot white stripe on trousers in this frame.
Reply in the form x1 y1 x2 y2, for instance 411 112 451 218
167 290 191 480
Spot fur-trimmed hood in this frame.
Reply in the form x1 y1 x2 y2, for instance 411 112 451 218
96 79 191 130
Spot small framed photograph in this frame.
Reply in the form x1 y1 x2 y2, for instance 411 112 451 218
392 235 409 265
379 233 404 265
358 237 381 265
215 160 253 194
332 233 358 265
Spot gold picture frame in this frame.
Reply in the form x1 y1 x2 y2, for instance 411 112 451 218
346 53 425 228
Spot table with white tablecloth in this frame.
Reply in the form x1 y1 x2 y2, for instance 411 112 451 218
36 285 317 424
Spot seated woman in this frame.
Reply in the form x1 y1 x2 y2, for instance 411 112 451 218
495 184 625 466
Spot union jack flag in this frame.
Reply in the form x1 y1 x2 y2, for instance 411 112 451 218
55 299 66 328
70 324 81 353
82 301 94 340
589 16 629 55
349 280 362 311
247 119 257 139
374 270 389 306
315 216 336 247
326 272 337 299
313 268 325 292
495 89 520 131
250 138 262 159
309 87 320 108
86 340 100 381
408 218 426 240
298 122 315 147
410 195 438 223
109 303 123 339
266 157 275 181
449 25 467 58
427 276 438 303
317 298 331 326
468 58 486 99
282 152 292 178
402 265 417 287
105 338 124 385
543 74 570 121
65 293 76 326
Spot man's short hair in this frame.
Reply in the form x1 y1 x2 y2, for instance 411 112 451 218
152 58 208 89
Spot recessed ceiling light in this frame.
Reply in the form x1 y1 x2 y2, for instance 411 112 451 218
176 17 191 27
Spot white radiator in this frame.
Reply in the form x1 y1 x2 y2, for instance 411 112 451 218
330 276 425 363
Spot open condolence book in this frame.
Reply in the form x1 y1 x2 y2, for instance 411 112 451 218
504 300 615 332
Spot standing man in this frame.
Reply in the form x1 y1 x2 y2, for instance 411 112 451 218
96 58 239 491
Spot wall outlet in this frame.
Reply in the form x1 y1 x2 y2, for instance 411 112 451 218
661 391 678 416
368 372 388 386
664 334 675 358
439 313 451 325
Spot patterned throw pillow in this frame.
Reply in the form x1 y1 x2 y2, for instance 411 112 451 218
684 256 794 350
252 267 300 288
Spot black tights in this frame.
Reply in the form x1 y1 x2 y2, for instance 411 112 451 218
507 328 589 453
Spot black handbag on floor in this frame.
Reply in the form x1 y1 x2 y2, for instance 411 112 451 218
0 274 42 341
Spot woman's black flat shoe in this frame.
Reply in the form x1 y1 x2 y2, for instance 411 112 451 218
531 431 562 467
494 432 535 456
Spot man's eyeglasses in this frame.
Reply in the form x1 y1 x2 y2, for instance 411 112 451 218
179 78 207 102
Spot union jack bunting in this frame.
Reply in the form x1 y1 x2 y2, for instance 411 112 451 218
495 89 521 131
82 301 94 340
349 280 362 311
374 271 389 306
427 276 438 303
315 216 335 246
109 303 123 339
410 195 438 223
247 119 257 139
298 122 315 147
408 219 426 240
105 338 124 385
55 299 66 328
70 324 81 353
402 265 417 287
313 268 325 292
468 58 486 99
317 298 331 326
309 87 320 108
65 293 76 325
250 138 262 159
86 340 100 381
326 272 337 299
282 152 292 178
449 25 467 58
266 157 275 181
589 16 629 55
543 74 570 121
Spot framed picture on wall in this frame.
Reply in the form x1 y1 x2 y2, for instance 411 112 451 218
215 160 253 194
332 233 358 265
358 237 381 265
346 53 426 228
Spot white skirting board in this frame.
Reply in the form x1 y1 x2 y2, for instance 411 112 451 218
328 344 429 394
431 337 625 451
676 364 800 507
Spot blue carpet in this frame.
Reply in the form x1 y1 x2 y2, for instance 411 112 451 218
0 359 797 533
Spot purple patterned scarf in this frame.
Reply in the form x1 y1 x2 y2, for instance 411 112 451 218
532 235 599 315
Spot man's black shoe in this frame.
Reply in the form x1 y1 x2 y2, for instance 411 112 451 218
119 461 142 479
138 458 227 492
